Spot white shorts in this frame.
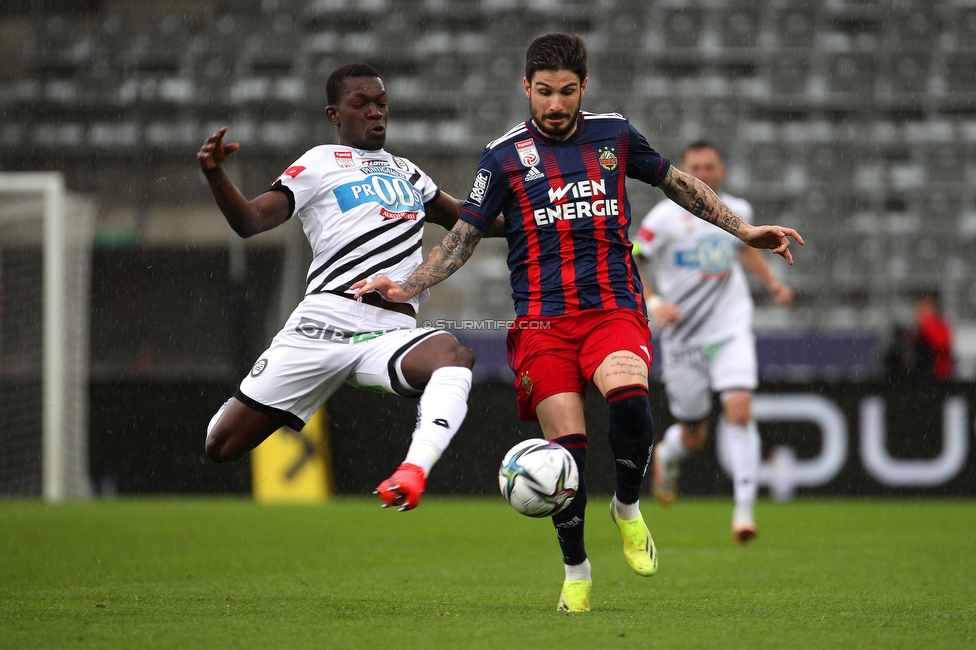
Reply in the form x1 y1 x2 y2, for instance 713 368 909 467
660 331 758 423
236 293 450 430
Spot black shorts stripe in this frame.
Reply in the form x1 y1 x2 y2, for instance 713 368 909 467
234 388 306 432
386 329 445 396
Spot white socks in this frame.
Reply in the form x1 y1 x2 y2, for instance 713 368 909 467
721 418 761 521
613 495 641 521
403 366 472 475
564 558 592 581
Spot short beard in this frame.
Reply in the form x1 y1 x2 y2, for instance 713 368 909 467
531 104 580 139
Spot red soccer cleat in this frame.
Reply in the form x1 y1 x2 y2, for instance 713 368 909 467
374 463 426 511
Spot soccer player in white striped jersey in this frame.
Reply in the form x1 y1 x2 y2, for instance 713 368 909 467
197 63 487 511
635 140 794 544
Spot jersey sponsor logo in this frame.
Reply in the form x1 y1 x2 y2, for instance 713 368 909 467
379 207 418 221
334 151 354 168
673 236 738 273
334 174 424 216
360 159 390 166
515 139 540 167
524 165 545 182
598 146 618 171
295 316 384 344
282 165 306 178
468 169 491 206
534 178 616 226
359 165 407 178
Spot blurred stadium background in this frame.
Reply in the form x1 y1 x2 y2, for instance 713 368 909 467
1 0 974 499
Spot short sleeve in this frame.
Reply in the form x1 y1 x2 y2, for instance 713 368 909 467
626 124 670 186
636 201 670 259
459 147 508 232
270 152 328 219
404 159 440 205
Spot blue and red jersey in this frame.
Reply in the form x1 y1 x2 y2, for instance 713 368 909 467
460 111 671 318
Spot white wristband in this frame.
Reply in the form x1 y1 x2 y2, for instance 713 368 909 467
647 295 663 312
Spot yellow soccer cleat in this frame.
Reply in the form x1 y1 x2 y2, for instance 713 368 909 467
556 579 591 612
610 499 658 577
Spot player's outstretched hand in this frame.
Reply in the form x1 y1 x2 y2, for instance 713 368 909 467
351 275 411 302
374 463 426 512
197 126 240 173
742 225 804 265
649 300 683 328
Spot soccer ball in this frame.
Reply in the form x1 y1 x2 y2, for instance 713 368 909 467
498 438 579 518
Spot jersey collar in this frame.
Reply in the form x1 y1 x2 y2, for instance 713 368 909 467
525 111 585 146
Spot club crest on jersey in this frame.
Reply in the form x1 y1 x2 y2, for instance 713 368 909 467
524 165 545 182
334 151 354 168
393 157 409 171
598 146 618 171
468 169 491 206
515 139 540 167
281 165 306 178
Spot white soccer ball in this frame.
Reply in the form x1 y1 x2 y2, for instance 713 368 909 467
498 438 579 518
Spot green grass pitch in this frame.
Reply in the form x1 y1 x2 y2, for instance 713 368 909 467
1 497 973 649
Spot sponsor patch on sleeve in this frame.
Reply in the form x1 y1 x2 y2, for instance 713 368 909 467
468 169 491 206
281 165 306 179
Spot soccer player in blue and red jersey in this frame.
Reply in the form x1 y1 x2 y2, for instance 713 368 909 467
354 33 803 611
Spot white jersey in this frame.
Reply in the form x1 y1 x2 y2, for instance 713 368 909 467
272 145 441 312
636 193 754 347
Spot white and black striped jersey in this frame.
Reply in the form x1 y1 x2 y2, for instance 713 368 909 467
270 145 440 311
636 194 754 346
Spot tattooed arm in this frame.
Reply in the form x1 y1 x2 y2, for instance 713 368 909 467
351 220 485 302
658 166 804 264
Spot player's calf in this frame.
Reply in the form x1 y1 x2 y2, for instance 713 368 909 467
606 385 655 504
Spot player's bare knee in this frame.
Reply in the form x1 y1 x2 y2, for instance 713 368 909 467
205 431 230 463
452 344 476 370
680 420 709 452
205 425 243 463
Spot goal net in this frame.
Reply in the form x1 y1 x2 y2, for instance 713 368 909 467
0 173 94 500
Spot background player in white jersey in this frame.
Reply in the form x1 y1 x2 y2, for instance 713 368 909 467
197 63 478 511
636 140 794 544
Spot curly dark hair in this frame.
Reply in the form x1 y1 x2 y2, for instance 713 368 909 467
326 63 381 106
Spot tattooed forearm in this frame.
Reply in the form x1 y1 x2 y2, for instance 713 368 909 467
660 167 743 237
400 220 484 297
